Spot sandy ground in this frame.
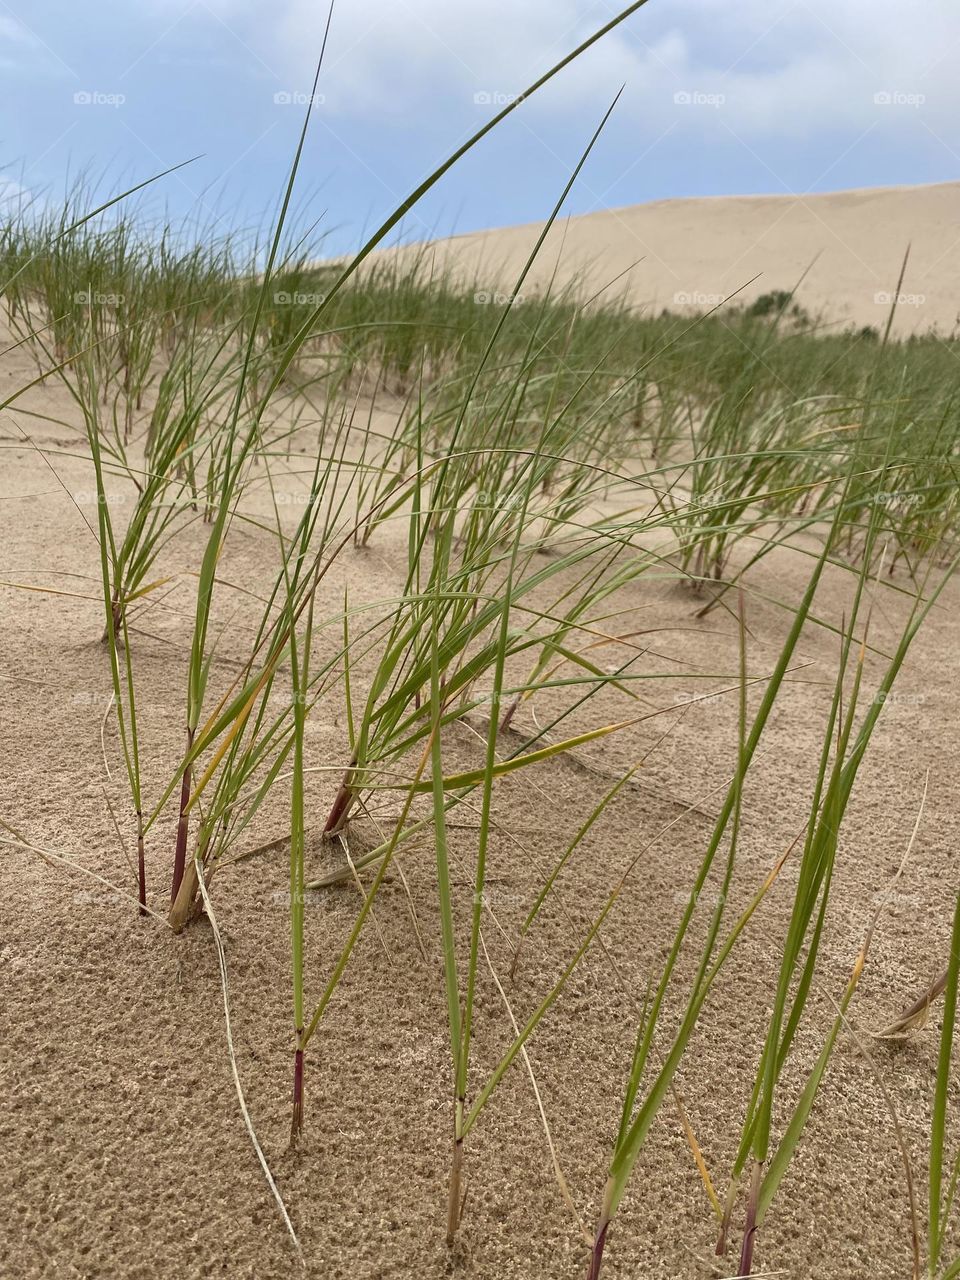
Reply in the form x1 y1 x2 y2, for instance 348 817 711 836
2 313 960 1280
385 181 960 335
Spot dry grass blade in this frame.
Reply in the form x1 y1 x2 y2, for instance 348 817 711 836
479 930 591 1245
834 1000 921 1280
193 862 304 1266
0 827 170 928
877 971 950 1041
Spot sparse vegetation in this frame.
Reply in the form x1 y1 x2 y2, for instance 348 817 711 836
3 4 960 1277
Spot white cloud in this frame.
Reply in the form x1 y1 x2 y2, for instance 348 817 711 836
259 0 960 140
272 0 669 115
0 16 35 44
654 0 960 135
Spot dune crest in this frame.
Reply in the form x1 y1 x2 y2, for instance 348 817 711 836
391 181 960 333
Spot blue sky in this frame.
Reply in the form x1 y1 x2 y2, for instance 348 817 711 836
2 1 959 255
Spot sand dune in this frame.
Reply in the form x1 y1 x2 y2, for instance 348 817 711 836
5 177 960 1280
392 182 960 334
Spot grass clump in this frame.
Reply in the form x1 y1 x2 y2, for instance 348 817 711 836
4 3 960 1274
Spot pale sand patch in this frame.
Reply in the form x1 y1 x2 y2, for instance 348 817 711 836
1 298 959 1280
380 181 960 335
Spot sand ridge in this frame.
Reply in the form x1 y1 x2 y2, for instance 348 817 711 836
383 181 960 334
2 189 960 1276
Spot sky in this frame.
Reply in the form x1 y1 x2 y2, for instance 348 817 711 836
2 1 959 255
